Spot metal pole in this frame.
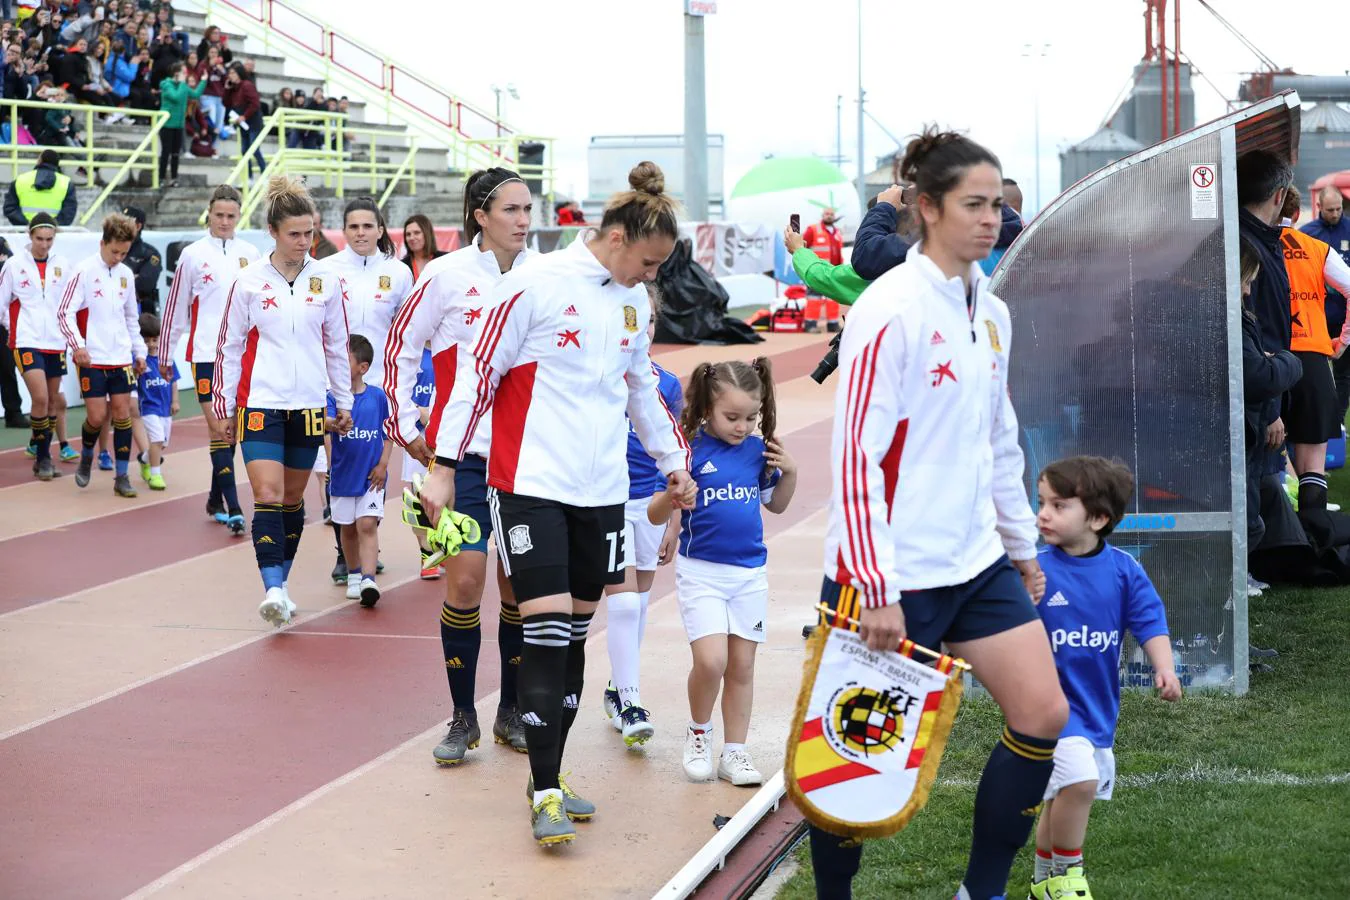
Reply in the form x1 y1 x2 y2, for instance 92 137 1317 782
1034 86 1041 213
856 0 865 210
684 13 709 221
835 95 842 166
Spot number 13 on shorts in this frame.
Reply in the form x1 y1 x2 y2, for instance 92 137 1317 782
605 529 628 574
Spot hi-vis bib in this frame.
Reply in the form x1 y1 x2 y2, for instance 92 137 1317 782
786 613 965 839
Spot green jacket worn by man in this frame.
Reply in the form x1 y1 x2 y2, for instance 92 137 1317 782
4 150 77 227
159 75 207 129
790 246 867 305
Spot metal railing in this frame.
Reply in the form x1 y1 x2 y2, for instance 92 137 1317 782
203 107 417 224
452 134 557 205
0 99 168 226
198 0 553 193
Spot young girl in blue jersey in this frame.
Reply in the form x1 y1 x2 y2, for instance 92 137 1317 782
603 283 683 748
1030 456 1182 900
136 313 178 491
401 341 442 580
649 358 797 786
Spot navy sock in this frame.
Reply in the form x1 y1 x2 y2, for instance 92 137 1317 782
210 444 241 515
556 612 593 762
282 502 304 582
81 421 99 461
962 727 1058 899
808 826 863 900
498 604 523 709
31 416 52 461
519 612 571 791
440 604 482 709
207 440 228 504
112 417 132 476
252 502 285 590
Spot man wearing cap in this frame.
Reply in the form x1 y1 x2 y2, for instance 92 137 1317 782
4 149 77 227
121 205 163 315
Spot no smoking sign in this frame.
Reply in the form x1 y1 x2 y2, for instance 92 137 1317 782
1190 163 1218 220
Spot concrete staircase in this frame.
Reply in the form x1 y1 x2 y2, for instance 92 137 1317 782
70 6 464 231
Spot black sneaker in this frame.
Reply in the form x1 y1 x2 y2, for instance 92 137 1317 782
331 554 348 585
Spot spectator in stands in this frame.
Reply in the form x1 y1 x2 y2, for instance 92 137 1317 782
241 57 255 83
157 59 204 187
149 26 183 84
2 42 30 99
196 24 230 64
4 148 76 226
184 95 215 156
103 37 136 106
126 44 156 110
285 89 314 149
306 87 328 150
273 85 292 118
194 42 226 142
312 208 338 259
39 86 83 146
120 205 163 314
55 38 114 106
223 61 263 175
399 212 443 280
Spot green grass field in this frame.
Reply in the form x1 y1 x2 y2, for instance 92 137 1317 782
778 474 1350 900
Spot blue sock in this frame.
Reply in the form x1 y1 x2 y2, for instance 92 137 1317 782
261 565 285 590
115 458 129 477
283 560 294 582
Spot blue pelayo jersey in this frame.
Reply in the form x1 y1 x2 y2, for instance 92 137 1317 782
137 355 176 417
412 347 435 433
1037 543 1170 747
678 430 780 568
326 385 389 497
627 363 684 499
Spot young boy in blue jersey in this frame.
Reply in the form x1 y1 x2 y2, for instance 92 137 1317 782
326 334 393 608
603 284 683 747
650 358 797 787
400 340 442 580
1030 456 1183 900
136 313 178 491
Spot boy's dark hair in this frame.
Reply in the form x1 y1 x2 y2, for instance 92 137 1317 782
348 333 374 367
139 312 160 339
1040 456 1135 537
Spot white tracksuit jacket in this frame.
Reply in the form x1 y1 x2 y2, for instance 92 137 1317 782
58 252 147 366
211 256 353 419
161 235 262 364
317 246 412 387
434 237 690 508
2 246 70 351
824 243 1038 609
383 238 528 459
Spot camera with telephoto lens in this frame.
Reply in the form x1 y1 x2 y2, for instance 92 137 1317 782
811 330 844 384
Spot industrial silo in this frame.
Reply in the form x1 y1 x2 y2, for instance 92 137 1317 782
1060 127 1146 191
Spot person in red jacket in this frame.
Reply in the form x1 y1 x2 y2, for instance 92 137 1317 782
223 63 264 176
801 208 843 332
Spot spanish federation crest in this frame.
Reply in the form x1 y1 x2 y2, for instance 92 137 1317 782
623 304 638 333
508 524 533 555
984 319 1001 353
379 275 392 290
239 257 250 268
309 276 323 294
52 267 61 279
120 276 128 290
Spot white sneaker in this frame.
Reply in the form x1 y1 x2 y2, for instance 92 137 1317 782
281 585 297 616
682 727 714 782
1330 502 1342 512
258 586 289 627
346 575 361 600
359 577 380 608
718 748 763 786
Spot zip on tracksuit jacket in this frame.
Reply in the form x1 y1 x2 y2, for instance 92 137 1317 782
383 237 529 459
2 246 69 351
824 243 1038 608
161 234 262 364
317 245 412 387
58 252 148 366
211 255 353 419
434 236 690 508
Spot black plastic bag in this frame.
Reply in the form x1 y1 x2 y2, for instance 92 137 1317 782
654 238 763 345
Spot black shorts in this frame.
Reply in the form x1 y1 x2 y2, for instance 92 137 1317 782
238 407 324 469
192 361 214 405
819 556 1039 649
1285 351 1340 444
14 347 66 378
487 488 627 603
80 365 135 398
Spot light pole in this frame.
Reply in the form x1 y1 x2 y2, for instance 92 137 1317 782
684 10 709 221
490 83 518 140
1021 43 1049 213
856 0 865 210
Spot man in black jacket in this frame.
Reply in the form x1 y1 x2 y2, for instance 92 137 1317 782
1237 150 1294 355
850 182 914 281
121 205 163 315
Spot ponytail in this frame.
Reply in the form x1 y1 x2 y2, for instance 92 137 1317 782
681 362 717 443
680 359 774 444
343 196 396 257
750 356 776 445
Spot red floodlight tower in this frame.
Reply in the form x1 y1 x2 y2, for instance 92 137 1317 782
1143 0 1184 139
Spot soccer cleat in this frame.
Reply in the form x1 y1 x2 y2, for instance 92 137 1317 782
281 585 297 617
419 553 443 580
602 684 622 730
331 554 348 585
75 457 92 487
113 475 138 497
619 705 655 747
530 791 576 846
33 459 57 481
226 514 246 536
526 773 595 821
258 586 291 627
98 450 113 471
24 442 36 459
359 577 381 608
147 473 166 491
139 461 151 483
682 727 715 782
376 558 385 575
492 706 528 752
206 497 227 522
1027 880 1050 900
60 445 79 462
718 748 764 786
1045 867 1093 899
432 709 481 766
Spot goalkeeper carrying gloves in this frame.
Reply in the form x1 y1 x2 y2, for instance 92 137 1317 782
401 473 483 567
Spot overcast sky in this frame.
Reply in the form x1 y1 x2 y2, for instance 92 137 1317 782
313 0 1346 211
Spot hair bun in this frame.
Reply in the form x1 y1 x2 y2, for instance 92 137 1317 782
899 126 960 185
266 174 304 204
628 160 665 196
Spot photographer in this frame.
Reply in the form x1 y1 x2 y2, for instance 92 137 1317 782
851 182 916 280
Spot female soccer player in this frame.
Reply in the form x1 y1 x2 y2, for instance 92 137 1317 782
417 161 696 847
160 184 261 532
813 128 1068 900
384 168 534 766
212 176 353 627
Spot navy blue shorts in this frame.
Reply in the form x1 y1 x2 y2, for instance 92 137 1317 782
238 407 324 470
14 348 66 379
80 365 135 398
453 453 492 554
819 556 1038 649
192 361 214 405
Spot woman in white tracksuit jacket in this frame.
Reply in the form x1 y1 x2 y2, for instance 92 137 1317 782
420 161 696 847
811 129 1069 900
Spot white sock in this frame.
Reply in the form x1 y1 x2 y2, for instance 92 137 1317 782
150 466 162 477
637 590 651 643
605 591 642 707
689 719 712 734
532 787 563 806
1034 851 1054 883
723 742 746 757
1053 847 1084 876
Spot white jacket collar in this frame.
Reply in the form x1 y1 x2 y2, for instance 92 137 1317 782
565 232 615 283
472 233 528 275
905 241 987 304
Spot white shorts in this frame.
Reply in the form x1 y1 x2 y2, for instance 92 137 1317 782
1042 735 1116 802
675 554 768 644
330 487 385 524
402 449 428 485
624 496 665 571
143 414 172 446
313 445 328 476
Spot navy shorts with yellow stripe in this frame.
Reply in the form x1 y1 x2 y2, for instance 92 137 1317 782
192 361 215 405
14 347 67 378
80 365 135 398
238 407 324 470
819 555 1038 649
453 453 493 554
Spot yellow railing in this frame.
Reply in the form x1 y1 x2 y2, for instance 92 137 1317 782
203 108 417 224
0 99 168 226
453 134 557 210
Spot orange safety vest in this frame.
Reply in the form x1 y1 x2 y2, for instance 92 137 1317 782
1283 228 1333 355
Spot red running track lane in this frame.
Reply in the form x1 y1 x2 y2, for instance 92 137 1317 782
0 417 831 900
0 419 213 490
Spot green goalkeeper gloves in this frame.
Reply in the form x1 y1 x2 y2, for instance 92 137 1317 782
401 473 483 567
